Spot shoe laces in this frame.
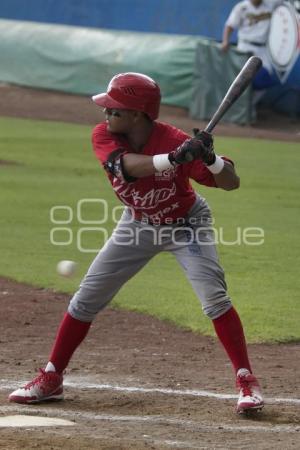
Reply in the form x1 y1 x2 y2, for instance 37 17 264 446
237 373 258 397
238 378 252 397
24 368 56 391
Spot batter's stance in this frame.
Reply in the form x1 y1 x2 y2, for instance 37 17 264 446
9 73 264 413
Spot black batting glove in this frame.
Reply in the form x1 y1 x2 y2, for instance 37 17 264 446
168 139 198 165
192 129 216 166
168 130 216 166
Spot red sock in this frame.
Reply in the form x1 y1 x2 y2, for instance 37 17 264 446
48 312 92 373
212 307 252 374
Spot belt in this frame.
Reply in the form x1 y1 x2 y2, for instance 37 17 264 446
241 40 265 47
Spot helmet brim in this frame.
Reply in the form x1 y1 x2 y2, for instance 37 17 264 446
92 93 126 110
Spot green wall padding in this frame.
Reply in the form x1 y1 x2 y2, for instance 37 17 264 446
0 19 201 108
0 19 253 123
190 40 254 125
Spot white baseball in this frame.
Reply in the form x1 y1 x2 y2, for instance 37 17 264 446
57 260 77 277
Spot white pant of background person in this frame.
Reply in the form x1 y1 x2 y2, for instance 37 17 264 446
237 41 273 74
69 196 232 323
237 41 273 104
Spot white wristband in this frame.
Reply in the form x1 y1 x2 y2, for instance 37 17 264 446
153 154 173 172
207 155 224 174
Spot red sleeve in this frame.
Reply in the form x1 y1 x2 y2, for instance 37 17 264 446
188 156 234 187
92 122 127 165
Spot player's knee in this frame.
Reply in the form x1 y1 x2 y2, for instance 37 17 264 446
68 288 111 322
68 301 98 322
203 298 232 320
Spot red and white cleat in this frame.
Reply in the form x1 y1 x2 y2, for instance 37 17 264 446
8 369 64 404
236 368 264 414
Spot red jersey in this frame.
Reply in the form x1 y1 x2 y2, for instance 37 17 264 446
92 121 219 224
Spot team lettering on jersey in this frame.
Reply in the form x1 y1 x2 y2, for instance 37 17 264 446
114 181 177 210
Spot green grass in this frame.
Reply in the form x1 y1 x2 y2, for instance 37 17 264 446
0 116 299 343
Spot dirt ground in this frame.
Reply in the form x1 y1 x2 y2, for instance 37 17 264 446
0 83 299 142
0 84 299 450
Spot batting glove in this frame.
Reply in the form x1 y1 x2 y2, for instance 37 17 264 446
168 130 215 166
192 129 216 166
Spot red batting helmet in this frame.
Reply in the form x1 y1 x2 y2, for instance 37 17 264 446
92 72 161 120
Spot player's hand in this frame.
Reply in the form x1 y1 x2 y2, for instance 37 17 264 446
220 41 230 53
192 129 216 166
168 130 216 166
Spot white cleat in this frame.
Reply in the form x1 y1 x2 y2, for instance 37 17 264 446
236 368 264 414
9 369 64 404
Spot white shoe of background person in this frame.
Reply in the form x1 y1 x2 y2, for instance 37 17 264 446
236 368 264 413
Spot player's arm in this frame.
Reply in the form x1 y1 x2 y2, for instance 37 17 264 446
187 130 240 190
221 4 241 52
212 160 240 191
122 154 240 191
122 153 156 178
93 123 156 181
93 122 238 189
172 130 239 191
123 133 240 191
221 25 234 52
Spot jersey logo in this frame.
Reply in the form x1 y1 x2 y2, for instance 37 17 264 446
114 182 177 210
155 167 175 181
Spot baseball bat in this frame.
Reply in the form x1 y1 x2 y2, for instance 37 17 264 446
204 56 262 133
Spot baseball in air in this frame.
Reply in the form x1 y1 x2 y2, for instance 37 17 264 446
57 260 77 277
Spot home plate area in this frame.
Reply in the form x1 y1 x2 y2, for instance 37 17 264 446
0 414 75 428
0 375 300 449
0 277 299 449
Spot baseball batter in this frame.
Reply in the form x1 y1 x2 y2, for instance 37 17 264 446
9 73 264 413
